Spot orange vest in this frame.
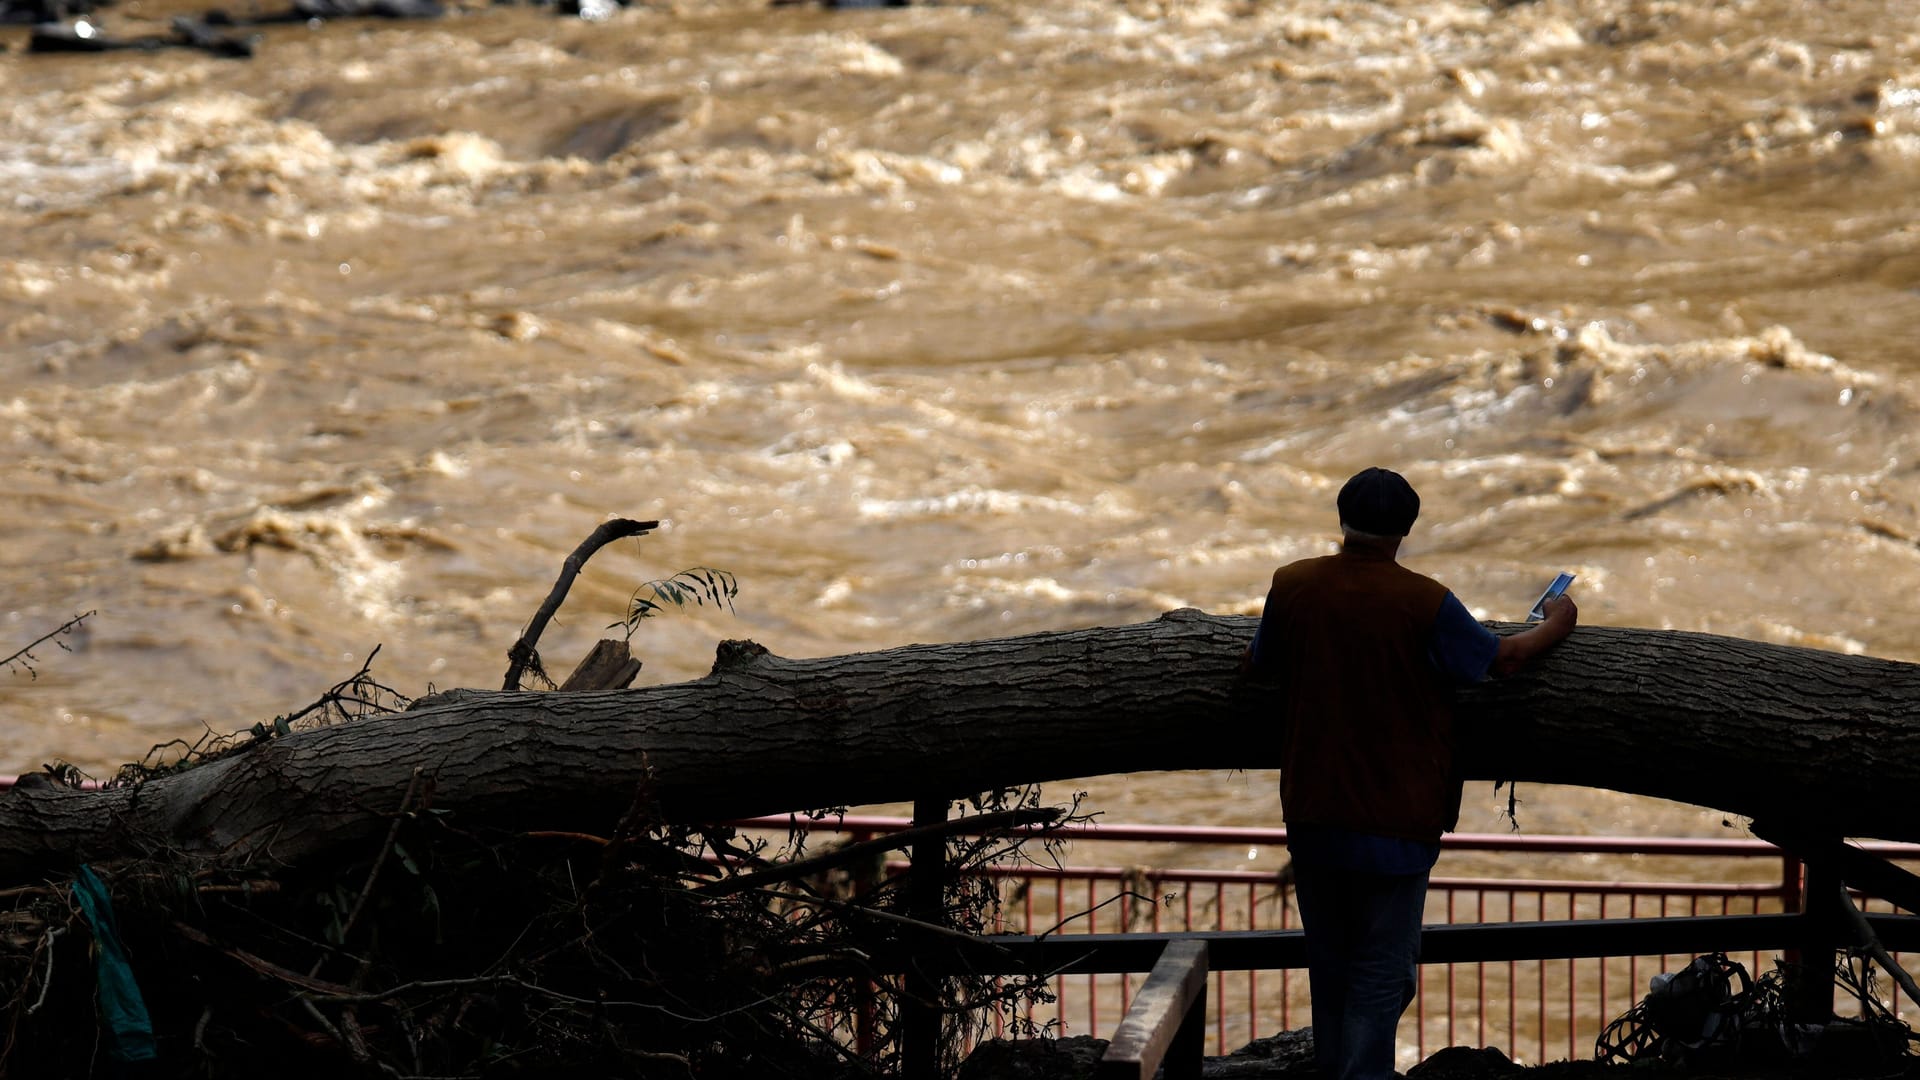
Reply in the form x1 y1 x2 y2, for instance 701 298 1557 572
1260 548 1459 841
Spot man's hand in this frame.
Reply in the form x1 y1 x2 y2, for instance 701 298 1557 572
1491 592 1578 677
1539 594 1576 626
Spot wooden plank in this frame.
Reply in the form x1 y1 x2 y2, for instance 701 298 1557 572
1095 940 1209 1080
558 639 642 691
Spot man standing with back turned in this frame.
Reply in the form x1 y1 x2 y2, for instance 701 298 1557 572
1244 467 1577 1080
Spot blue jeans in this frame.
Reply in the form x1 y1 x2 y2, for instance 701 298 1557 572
1292 860 1429 1080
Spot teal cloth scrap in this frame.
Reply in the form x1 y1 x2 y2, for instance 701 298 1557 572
71 864 159 1063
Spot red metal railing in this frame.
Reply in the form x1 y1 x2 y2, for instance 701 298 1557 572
734 814 1920 1068
10 771 1910 1068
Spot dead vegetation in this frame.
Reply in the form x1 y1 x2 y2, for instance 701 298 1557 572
0 520 1068 1077
3 762 1075 1077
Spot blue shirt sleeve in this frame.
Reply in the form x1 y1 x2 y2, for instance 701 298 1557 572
1429 591 1500 683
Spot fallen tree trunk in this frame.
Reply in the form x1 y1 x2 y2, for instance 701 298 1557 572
2 610 1917 885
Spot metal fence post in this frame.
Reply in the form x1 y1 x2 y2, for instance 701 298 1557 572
852 824 879 1059
1787 847 1841 1024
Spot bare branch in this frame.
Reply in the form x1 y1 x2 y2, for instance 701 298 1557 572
504 519 658 691
2 611 95 679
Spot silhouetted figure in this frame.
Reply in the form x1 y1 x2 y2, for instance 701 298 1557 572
1244 467 1577 1080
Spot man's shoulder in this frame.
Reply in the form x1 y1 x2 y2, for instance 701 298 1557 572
1270 553 1340 585
1362 559 1452 618
1388 560 1450 593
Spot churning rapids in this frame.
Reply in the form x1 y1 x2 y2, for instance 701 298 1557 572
4 0 1920 853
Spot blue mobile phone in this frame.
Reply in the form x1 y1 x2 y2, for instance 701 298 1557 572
1527 573 1576 622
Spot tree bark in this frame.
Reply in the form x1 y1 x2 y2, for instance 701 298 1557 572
2 610 1916 885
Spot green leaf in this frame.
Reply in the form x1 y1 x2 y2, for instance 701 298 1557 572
624 566 741 626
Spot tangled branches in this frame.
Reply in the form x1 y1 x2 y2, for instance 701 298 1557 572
4 528 1073 1076
0 767 1072 1078
91 647 412 790
1596 952 1918 1072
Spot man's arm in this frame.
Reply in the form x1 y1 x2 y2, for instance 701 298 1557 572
1240 574 1283 677
1489 594 1577 677
1239 616 1268 676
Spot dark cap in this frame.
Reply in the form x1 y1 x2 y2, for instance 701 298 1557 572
1337 467 1420 537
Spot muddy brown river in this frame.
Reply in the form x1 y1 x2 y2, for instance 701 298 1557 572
4 0 1918 853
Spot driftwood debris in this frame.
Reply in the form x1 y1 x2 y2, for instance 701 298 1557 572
502 517 656 690
1 610 1918 885
558 638 643 691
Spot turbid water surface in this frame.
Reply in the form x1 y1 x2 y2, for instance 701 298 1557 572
5 0 1919 851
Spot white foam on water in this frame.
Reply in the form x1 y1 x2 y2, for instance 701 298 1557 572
5 0 1920 807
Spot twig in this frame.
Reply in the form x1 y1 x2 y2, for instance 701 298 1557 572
1 611 94 677
112 871 284 896
503 518 658 690
212 901 363 971
337 1006 378 1068
25 927 66 1015
299 997 346 1049
278 645 390 728
1036 889 1160 939
520 830 609 847
625 1050 693 1075
312 975 789 1025
783 1010 873 1068
315 767 423 979
191 882 283 895
173 921 358 996
310 975 517 1005
773 948 873 978
698 807 1062 899
1838 885 1920 1011
747 888 1019 953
